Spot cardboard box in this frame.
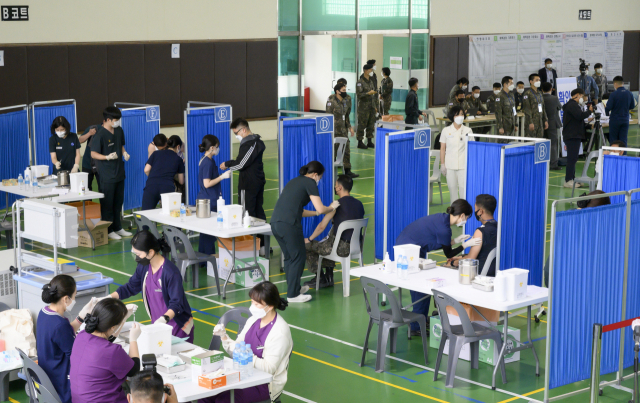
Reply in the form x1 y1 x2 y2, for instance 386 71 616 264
430 317 520 366
161 192 182 215
66 201 101 221
78 220 111 248
215 236 265 286
191 350 224 378
445 303 500 323
198 371 240 390
216 256 269 287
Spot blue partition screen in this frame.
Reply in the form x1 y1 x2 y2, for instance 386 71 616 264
120 109 159 211
602 155 640 204
464 142 501 238
549 203 626 388
186 108 232 206
624 199 640 368
33 104 76 169
374 128 431 260
280 118 333 239
0 110 30 209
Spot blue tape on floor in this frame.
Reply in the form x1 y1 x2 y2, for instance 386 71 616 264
522 336 547 344
433 387 485 403
306 346 340 358
353 361 417 383
415 370 429 375
192 309 221 320
113 282 123 287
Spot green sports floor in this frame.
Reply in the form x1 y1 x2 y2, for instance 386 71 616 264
4 125 640 403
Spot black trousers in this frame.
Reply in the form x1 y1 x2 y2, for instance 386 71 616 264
239 184 266 245
271 222 305 298
565 138 582 182
100 179 125 233
85 170 99 192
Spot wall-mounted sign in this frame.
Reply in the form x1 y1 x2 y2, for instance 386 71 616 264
1 6 28 21
390 56 403 70
578 10 591 20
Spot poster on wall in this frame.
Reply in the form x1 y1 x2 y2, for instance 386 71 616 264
517 33 541 83
469 35 494 90
604 31 624 77
561 33 584 77
390 56 403 70
557 77 583 157
540 33 564 76
493 34 518 85
584 32 605 70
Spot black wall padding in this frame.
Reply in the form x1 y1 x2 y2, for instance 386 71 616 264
457 36 469 82
27 46 69 103
145 44 181 125
622 32 639 91
68 45 108 129
214 42 247 118
107 44 145 107
0 47 28 107
180 43 215 111
432 37 459 105
247 41 278 118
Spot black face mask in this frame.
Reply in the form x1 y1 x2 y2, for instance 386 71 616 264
475 209 482 222
135 254 152 266
340 91 347 97
107 335 116 343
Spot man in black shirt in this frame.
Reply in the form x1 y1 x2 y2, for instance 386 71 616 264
303 175 364 288
405 77 427 124
90 106 131 240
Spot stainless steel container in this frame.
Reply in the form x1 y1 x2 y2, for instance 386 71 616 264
196 199 211 218
458 259 479 285
57 171 70 187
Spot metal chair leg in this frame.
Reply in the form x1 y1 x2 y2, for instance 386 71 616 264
438 182 444 205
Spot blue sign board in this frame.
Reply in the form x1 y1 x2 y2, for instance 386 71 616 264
414 128 431 150
535 140 551 164
215 106 231 123
146 106 160 122
316 116 334 134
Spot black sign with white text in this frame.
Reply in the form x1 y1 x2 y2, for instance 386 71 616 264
578 10 591 20
1 6 28 21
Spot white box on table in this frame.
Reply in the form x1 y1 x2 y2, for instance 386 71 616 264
500 268 529 301
161 192 182 215
191 350 225 378
393 244 420 273
31 165 49 178
221 205 243 229
70 172 89 193
137 323 172 356
22 199 78 248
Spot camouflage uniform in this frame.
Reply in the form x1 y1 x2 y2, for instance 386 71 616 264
356 75 377 141
486 93 499 113
592 73 608 100
445 97 466 116
522 87 548 138
326 93 352 169
305 232 351 274
380 77 393 116
463 96 487 114
495 89 517 143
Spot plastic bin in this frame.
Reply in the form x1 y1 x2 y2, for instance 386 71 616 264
161 192 182 215
393 244 421 273
137 323 172 356
501 268 529 301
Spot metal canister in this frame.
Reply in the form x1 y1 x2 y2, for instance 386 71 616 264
196 199 211 218
458 259 479 285
57 171 70 187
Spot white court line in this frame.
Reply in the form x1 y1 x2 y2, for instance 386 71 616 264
282 391 318 403
44 251 540 402
203 274 315 297
352 176 374 181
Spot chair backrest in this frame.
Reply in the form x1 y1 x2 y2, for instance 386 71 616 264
162 225 198 260
333 218 368 257
424 109 436 126
360 277 405 323
334 137 348 165
432 290 478 338
0 302 11 312
430 149 441 181
209 307 253 351
582 150 600 178
480 247 497 276
134 214 161 239
17 348 62 403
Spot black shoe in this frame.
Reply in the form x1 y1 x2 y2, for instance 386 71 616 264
345 169 360 178
550 166 562 171
366 140 375 149
325 267 334 286
357 140 368 149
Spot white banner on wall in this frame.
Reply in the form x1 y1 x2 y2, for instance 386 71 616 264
605 31 624 77
540 33 563 76
557 77 583 158
493 34 518 85
517 33 541 83
469 35 494 90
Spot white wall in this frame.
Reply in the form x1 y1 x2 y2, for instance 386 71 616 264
304 35 333 110
366 34 384 73
430 0 640 35
0 0 276 44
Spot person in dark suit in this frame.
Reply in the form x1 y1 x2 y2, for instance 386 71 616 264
562 88 593 188
541 82 562 170
539 58 558 94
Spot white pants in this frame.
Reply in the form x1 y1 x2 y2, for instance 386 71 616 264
446 168 466 202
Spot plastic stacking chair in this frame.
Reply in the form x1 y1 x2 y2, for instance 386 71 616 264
134 214 162 239
209 307 252 351
334 137 348 175
359 277 429 372
162 225 221 295
423 109 437 126
316 218 368 297
429 150 444 205
17 348 62 403
432 290 506 388
480 248 497 276
572 150 600 197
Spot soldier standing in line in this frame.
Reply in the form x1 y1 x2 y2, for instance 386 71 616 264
380 67 393 116
495 76 518 143
327 82 359 178
486 82 502 113
356 64 377 149
522 73 549 138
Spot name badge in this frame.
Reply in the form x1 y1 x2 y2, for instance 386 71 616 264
155 289 162 292
512 107 516 116
257 346 265 350
56 147 63 150
538 104 543 113
108 143 114 147
342 115 345 121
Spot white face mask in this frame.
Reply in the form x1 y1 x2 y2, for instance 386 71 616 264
546 63 553 69
517 88 524 94
454 116 465 125
369 71 373 77
315 178 320 186
249 304 271 319
235 135 243 142
596 68 603 74
456 218 467 227
461 85 468 90
533 81 541 88
373 66 377 71
111 119 121 128
473 93 480 99
56 130 66 138
578 97 585 105
65 298 76 312
508 84 515 91
212 147 220 156
494 90 501 95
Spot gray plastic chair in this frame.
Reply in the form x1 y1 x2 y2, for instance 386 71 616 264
17 348 62 403
162 225 220 295
334 137 348 175
359 277 428 372
480 248 497 276
317 218 368 297
209 307 252 351
134 214 162 239
432 290 506 388
572 150 599 197
429 150 443 205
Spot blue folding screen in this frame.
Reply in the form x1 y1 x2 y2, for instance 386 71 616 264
374 128 431 261
120 109 159 211
549 203 627 389
280 118 333 239
32 104 76 169
465 142 546 286
602 155 640 204
185 108 232 206
0 109 29 210
624 199 640 368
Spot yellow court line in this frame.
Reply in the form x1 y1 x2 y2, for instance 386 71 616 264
141 319 151 323
292 351 450 403
8 397 19 403
126 299 143 304
496 387 545 403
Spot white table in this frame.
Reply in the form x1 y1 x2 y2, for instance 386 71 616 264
0 185 104 249
350 264 549 389
136 208 273 298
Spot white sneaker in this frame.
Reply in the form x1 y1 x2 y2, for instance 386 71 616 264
563 180 574 188
299 285 310 294
575 182 583 188
288 294 312 303
116 229 132 237
108 232 122 240
259 246 266 257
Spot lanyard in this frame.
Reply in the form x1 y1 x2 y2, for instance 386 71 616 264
504 91 514 107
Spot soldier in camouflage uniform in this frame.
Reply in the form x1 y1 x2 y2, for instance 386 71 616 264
445 90 467 116
356 64 377 149
522 73 549 138
495 76 518 143
327 82 358 178
380 67 393 116
464 86 490 134
486 83 502 113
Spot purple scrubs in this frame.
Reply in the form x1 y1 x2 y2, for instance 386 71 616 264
145 263 194 343
70 331 134 403
199 315 277 403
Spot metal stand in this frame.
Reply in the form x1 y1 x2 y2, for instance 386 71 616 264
219 234 270 299
586 117 606 153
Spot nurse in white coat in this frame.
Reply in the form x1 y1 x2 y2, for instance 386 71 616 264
440 105 474 202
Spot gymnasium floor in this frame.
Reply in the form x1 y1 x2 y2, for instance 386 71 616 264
4 125 640 403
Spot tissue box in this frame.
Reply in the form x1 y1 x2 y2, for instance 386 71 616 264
426 278 445 289
198 371 240 390
221 205 243 229
393 244 421 273
191 350 225 378
157 363 186 374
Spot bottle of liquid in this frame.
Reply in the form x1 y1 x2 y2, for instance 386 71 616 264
217 209 224 229
383 252 393 274
79 180 85 196
243 211 251 228
217 195 225 212
18 174 23 190
401 256 409 279
396 255 403 278
24 172 30 189
180 203 186 222
245 344 253 377
233 344 242 371
31 175 38 192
